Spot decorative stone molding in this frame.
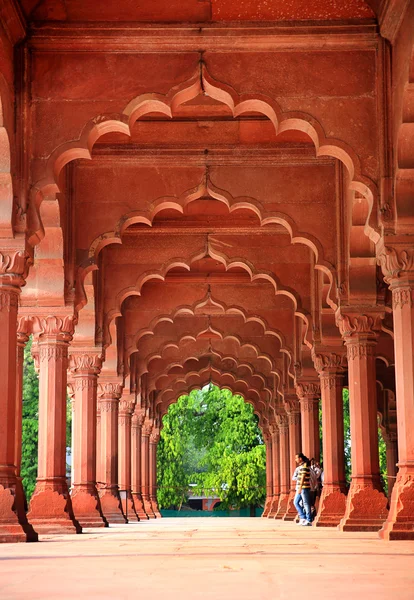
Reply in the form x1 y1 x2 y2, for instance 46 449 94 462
119 399 135 416
133 408 146 427
39 344 68 362
0 289 19 312
346 343 376 361
319 373 342 390
288 412 301 426
97 381 123 399
393 288 413 310
74 377 97 392
142 420 153 437
150 430 160 444
283 394 300 415
99 399 119 413
17 317 31 358
276 414 289 432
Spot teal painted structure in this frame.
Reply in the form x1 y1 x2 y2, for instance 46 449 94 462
160 507 264 518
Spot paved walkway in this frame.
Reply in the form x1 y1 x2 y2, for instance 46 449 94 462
1 518 413 599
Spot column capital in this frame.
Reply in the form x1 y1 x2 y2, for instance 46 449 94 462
311 347 347 374
98 380 123 400
276 413 289 433
150 429 160 444
69 349 103 375
0 248 30 288
283 393 300 415
335 307 384 340
33 314 76 343
377 240 414 286
296 381 320 401
142 419 153 437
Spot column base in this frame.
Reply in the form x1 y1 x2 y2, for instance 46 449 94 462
121 491 139 522
379 466 414 540
143 497 156 518
338 481 388 532
262 497 273 517
71 487 108 528
267 495 280 518
150 497 161 518
313 485 347 527
0 483 38 543
282 491 298 521
132 493 149 520
274 492 289 519
28 480 82 535
99 488 127 524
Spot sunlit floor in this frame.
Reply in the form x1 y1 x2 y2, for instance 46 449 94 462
1 517 413 599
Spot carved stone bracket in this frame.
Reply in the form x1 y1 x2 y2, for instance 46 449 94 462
150 430 160 444
336 310 384 340
33 315 76 343
142 419 153 437
296 382 320 400
69 351 103 376
0 249 30 288
276 413 289 433
119 399 135 416
311 348 346 374
377 244 414 285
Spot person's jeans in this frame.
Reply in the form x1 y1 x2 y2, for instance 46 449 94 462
294 489 312 522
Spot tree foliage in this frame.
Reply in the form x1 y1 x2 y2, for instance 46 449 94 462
157 385 266 510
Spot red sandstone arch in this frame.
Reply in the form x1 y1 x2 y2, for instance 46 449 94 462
27 64 380 313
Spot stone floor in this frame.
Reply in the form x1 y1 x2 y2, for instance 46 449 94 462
0 517 413 599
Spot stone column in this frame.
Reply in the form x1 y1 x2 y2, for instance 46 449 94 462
69 351 107 528
97 382 126 524
262 430 273 517
312 350 348 527
142 419 156 518
268 425 280 518
15 319 31 508
296 382 321 463
118 396 139 521
149 429 161 518
275 414 290 519
378 243 414 539
337 310 387 532
283 396 302 521
131 408 149 519
383 432 398 500
0 250 37 542
96 403 101 486
28 315 81 535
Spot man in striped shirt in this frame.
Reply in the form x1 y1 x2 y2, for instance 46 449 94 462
293 453 313 526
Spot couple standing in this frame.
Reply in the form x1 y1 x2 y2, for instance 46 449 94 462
293 453 313 526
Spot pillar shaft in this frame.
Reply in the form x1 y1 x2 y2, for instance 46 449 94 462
131 409 148 519
118 397 139 521
97 382 126 524
268 426 280 517
275 416 290 518
283 401 301 520
0 252 37 542
70 352 107 528
262 432 273 517
149 430 161 518
297 382 321 462
28 316 81 535
384 434 398 500
377 256 414 538
337 311 387 532
312 352 347 527
142 420 155 518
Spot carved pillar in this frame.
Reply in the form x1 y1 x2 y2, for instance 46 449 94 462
378 244 414 539
337 310 387 532
296 382 321 463
383 432 398 500
66 381 75 487
142 419 155 518
149 429 161 518
312 350 348 527
268 424 280 518
97 382 126 524
118 396 139 521
262 430 273 517
0 250 37 542
69 351 107 528
28 315 81 535
15 319 31 506
96 403 101 486
275 415 290 519
283 396 302 521
131 408 149 519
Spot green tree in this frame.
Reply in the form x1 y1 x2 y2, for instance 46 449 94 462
157 385 266 510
